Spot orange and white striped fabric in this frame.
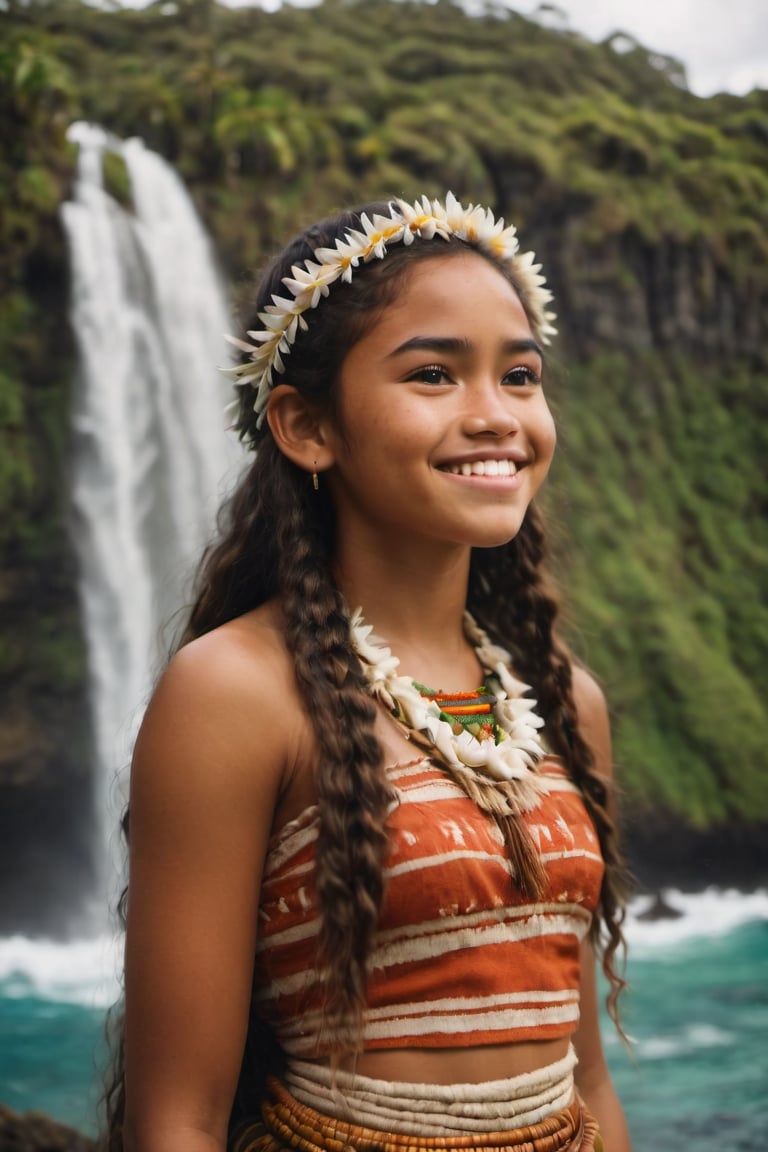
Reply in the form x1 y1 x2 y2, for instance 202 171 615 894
253 757 604 1057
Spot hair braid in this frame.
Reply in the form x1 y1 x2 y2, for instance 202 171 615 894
469 507 629 1031
269 456 395 1049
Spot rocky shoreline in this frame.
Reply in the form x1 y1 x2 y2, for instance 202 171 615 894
0 1105 96 1152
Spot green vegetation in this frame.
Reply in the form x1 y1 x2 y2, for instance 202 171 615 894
548 352 767 823
1 0 766 829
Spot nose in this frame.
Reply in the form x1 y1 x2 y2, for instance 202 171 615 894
461 381 521 438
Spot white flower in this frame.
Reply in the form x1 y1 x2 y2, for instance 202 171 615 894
397 195 449 241
282 260 336 308
224 334 260 356
315 236 365 282
357 210 406 259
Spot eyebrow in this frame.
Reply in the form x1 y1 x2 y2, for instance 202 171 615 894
387 335 544 360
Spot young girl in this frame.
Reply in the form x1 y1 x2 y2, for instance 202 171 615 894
110 195 631 1152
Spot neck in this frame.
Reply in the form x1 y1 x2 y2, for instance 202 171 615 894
334 536 479 689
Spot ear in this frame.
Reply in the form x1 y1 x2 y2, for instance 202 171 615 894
266 384 336 476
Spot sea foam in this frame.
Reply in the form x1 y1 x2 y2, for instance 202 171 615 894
624 887 768 950
0 933 123 1008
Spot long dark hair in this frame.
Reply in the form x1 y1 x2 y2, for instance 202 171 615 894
103 203 628 1146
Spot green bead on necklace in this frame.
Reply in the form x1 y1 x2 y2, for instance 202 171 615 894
413 683 506 746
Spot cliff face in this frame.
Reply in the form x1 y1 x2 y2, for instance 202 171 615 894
549 229 766 366
0 220 96 933
1 0 766 932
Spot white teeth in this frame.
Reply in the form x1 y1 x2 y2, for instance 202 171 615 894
445 459 518 477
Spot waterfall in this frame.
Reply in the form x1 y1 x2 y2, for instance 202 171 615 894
61 123 242 920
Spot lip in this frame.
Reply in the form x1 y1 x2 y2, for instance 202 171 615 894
435 464 527 492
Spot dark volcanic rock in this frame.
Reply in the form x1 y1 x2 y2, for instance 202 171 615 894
622 810 768 894
0 1106 96 1152
635 892 684 921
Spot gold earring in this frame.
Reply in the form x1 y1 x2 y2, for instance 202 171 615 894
312 467 319 491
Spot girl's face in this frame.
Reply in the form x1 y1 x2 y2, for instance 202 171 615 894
324 250 557 557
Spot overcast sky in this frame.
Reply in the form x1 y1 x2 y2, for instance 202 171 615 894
515 0 768 96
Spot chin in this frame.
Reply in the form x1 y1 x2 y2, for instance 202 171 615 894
462 523 528 550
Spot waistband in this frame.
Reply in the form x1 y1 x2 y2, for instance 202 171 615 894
230 1049 602 1152
284 1047 578 1134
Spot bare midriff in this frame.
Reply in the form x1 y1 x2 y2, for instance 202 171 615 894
333 1036 572 1084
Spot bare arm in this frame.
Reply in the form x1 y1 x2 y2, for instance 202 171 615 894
122 619 298 1152
570 666 633 1152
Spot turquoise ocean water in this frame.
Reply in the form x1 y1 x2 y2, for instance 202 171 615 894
1 889 766 1150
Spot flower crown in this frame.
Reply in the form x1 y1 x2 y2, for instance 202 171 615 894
225 192 556 433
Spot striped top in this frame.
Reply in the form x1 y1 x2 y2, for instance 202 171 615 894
253 757 603 1056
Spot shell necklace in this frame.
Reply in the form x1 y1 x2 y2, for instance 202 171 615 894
349 609 548 818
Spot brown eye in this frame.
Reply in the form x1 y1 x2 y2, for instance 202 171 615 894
504 366 541 386
411 365 452 385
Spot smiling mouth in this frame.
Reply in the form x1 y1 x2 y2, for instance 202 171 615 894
440 459 520 477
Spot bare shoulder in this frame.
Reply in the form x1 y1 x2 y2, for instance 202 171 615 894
158 601 292 706
131 601 303 816
570 663 613 780
570 663 609 725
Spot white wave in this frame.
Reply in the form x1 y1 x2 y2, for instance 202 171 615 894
0 933 123 1008
635 1021 737 1061
624 887 768 950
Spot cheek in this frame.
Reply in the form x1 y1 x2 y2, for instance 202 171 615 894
529 406 557 494
546 415 558 460
536 404 557 460
339 396 423 459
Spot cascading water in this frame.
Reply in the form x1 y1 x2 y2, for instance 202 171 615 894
61 123 242 922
